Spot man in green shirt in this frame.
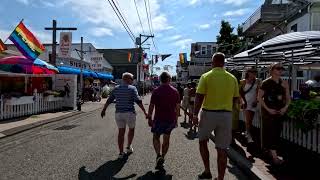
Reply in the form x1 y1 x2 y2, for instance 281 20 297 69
192 52 239 180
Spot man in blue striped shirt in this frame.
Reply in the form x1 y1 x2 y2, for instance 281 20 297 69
101 72 147 159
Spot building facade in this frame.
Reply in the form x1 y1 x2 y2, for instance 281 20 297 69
97 48 140 82
241 0 320 44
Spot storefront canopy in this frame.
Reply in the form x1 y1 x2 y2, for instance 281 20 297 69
57 66 113 80
248 31 320 56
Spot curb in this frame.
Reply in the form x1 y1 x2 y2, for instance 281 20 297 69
208 135 271 180
0 111 83 139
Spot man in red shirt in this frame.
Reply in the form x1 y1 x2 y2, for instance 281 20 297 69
147 71 180 170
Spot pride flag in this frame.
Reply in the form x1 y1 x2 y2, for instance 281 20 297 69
9 21 45 60
179 53 187 64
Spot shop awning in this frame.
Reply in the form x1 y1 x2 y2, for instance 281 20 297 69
57 66 113 79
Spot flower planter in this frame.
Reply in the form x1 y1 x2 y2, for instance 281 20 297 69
44 95 64 102
4 96 34 105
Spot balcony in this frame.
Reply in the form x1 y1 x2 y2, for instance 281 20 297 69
242 4 291 37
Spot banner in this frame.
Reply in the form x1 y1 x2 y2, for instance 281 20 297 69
90 53 103 70
59 32 72 58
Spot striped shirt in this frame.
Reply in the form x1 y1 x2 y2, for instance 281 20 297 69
108 84 141 113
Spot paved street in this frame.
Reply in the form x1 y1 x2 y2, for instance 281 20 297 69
0 96 248 180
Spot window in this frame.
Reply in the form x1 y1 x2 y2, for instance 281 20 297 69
212 47 216 54
201 46 206 55
291 24 298 32
207 45 212 55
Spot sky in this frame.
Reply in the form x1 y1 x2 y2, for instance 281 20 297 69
0 0 264 75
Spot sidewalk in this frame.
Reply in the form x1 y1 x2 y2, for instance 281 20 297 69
228 127 320 180
0 99 107 139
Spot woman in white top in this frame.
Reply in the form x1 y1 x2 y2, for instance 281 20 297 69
182 83 191 123
240 68 260 143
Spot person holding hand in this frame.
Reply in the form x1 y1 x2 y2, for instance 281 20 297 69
101 72 147 159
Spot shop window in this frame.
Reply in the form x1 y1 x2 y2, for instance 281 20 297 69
207 45 212 55
201 46 206 55
291 24 298 32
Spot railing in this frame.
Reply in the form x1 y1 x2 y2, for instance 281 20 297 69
242 6 262 32
0 93 64 120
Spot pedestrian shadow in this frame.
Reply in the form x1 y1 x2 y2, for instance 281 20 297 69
78 157 136 180
184 130 198 140
137 169 173 180
180 122 190 129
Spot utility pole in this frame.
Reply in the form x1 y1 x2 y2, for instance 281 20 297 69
44 20 77 65
137 34 154 82
80 37 84 97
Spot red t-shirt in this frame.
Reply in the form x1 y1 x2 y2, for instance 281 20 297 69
151 84 180 123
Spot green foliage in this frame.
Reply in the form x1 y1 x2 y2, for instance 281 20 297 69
216 20 242 56
286 100 320 132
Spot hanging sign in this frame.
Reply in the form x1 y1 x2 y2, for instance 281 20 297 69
59 32 72 58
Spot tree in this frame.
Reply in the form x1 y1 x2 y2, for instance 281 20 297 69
216 20 241 56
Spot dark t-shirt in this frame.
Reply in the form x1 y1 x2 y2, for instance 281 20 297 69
261 78 286 110
151 84 180 123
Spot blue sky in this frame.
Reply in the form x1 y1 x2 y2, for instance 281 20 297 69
0 0 264 75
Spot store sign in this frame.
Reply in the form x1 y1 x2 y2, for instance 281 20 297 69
59 32 72 58
69 60 89 69
90 53 103 70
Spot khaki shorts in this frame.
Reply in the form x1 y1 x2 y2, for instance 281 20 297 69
198 110 232 149
115 112 136 129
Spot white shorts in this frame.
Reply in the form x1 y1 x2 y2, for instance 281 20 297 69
115 112 136 129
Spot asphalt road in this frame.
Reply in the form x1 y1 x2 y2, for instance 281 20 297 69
0 97 248 180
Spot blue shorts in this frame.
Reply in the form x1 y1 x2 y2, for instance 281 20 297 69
151 120 176 135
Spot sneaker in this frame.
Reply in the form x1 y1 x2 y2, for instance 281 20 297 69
118 152 126 159
198 171 212 180
126 146 133 154
155 156 165 170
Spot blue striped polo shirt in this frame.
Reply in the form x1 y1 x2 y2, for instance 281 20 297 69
108 84 141 113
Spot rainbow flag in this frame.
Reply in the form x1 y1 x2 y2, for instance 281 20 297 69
179 53 187 64
9 21 45 60
0 39 7 52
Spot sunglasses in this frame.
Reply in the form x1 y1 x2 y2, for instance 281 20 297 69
274 66 285 71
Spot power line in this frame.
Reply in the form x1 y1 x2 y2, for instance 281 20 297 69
143 0 153 36
106 0 135 43
110 0 136 38
144 0 158 52
133 0 146 34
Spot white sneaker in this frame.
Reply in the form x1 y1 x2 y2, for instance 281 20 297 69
126 146 133 154
118 152 126 159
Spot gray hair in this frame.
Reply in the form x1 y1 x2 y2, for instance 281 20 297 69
122 72 134 80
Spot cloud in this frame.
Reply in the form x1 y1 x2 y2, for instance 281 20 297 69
16 0 29 5
199 24 211 30
40 0 55 7
223 8 250 16
90 27 114 37
172 38 193 50
0 29 12 41
63 0 171 36
189 0 250 6
166 35 182 41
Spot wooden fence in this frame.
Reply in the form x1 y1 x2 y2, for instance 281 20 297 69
0 93 64 120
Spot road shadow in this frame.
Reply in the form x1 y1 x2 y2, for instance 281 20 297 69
137 169 173 180
184 129 198 140
180 122 190 129
78 156 136 180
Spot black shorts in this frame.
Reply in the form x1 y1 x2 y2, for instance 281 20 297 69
151 120 176 135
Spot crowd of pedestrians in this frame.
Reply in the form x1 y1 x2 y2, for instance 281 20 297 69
101 52 292 180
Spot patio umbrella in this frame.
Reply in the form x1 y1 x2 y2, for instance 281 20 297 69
0 56 58 74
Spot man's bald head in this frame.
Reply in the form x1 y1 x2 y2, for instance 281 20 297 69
212 52 225 67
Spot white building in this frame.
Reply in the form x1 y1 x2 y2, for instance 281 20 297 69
39 43 113 73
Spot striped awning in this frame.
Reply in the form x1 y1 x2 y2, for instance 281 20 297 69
248 31 320 56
